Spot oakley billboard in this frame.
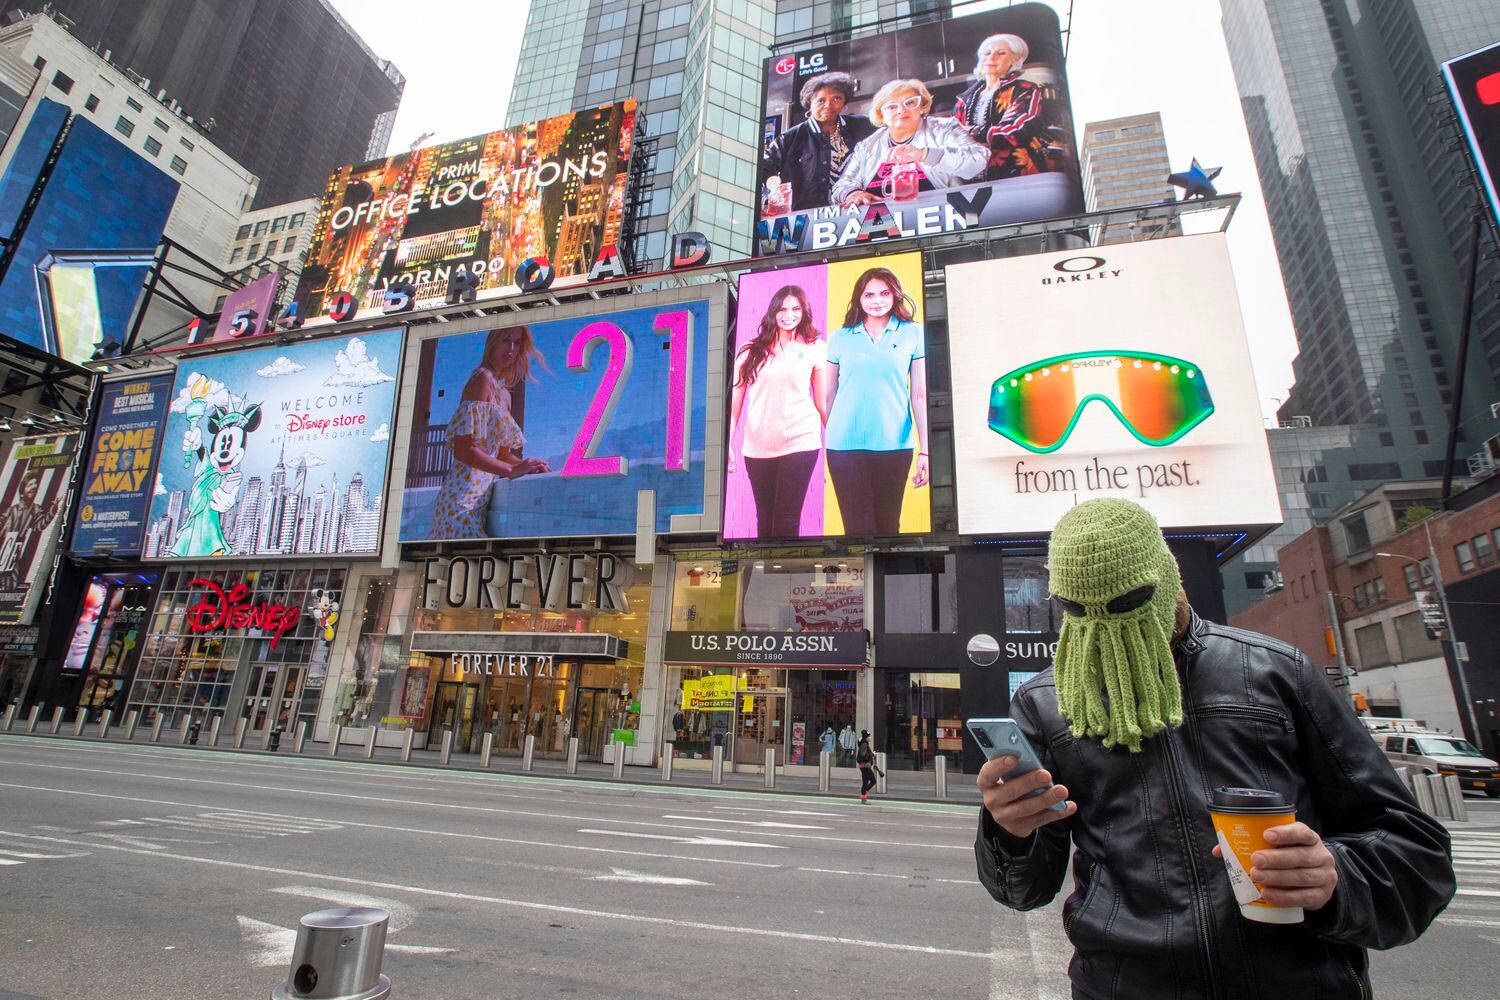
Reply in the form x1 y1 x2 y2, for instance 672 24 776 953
946 234 1281 535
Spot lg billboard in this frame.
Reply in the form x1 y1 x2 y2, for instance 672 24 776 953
946 234 1282 535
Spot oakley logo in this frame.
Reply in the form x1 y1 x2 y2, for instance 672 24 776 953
1042 256 1123 285
1053 256 1107 273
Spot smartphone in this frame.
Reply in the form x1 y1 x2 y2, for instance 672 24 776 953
966 717 1067 812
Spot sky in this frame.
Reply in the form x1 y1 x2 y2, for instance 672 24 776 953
329 0 1300 421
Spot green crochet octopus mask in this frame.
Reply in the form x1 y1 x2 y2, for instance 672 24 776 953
1048 499 1184 752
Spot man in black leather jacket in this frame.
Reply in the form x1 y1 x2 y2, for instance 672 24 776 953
762 71 875 213
976 499 1455 1000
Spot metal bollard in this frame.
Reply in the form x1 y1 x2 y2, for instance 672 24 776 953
1 704 15 731
179 714 192 744
270 906 391 1000
711 743 725 785
294 721 308 755
1442 774 1469 823
612 740 626 779
764 747 776 788
150 714 164 743
398 726 411 762
566 736 580 774
234 718 248 749
26 705 41 732
208 714 223 747
50 706 65 735
73 708 87 737
1410 771 1438 816
263 725 275 751
438 728 452 766
329 725 343 757
818 752 830 792
479 732 493 768
123 710 140 741
521 733 536 771
364 727 378 760
660 742 673 782
934 755 948 799
875 752 888 795
97 709 113 739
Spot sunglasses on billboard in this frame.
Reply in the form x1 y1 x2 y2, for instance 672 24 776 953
879 95 925 115
987 351 1215 454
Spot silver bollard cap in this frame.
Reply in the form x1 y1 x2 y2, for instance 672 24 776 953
272 907 392 1000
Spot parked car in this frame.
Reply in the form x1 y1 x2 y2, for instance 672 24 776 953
1373 729 1500 797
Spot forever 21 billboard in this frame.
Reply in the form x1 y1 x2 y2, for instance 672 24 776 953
400 291 722 542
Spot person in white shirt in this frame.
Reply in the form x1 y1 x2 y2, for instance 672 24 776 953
729 285 830 538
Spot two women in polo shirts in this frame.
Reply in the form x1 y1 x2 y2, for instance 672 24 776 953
729 265 929 539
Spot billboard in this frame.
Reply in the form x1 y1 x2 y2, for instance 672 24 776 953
71 374 174 557
0 101 180 363
756 3 1081 253
725 251 930 539
945 234 1281 535
186 272 282 347
294 102 637 322
400 298 713 542
0 432 79 624
1443 41 1500 235
143 330 404 559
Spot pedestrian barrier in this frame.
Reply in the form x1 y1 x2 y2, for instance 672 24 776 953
149 715 164 743
438 728 452 766
567 736 581 775
25 705 40 732
875 752 888 795
294 721 308 755
711 744 724 785
934 755 948 799
49 706 64 735
397 726 411 762
1442 774 1469 822
1409 771 1438 816
208 714 223 747
763 748 775 789
330 725 343 758
479 732 493 768
270 906 391 1000
72 708 87 737
818 752 830 792
1 704 15 731
123 710 140 741
612 740 626 779
179 714 192 744
364 727 379 760
521 733 536 771
659 742 672 781
95 709 112 739
234 718 248 749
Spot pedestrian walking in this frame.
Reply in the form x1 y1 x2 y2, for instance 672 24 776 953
975 499 1455 999
856 730 882 802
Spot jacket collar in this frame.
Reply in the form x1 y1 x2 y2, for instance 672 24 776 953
1174 609 1208 656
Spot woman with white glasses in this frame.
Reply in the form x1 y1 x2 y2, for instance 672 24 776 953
831 78 987 209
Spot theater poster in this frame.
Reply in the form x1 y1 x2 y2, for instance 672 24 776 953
756 2 1082 253
0 432 79 624
70 374 173 557
295 101 637 322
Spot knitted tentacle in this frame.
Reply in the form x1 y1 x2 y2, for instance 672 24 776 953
1100 621 1143 751
1144 612 1184 728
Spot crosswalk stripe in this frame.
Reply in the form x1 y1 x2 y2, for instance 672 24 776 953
0 857 24 866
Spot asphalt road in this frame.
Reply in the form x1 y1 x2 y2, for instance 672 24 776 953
0 734 1495 1000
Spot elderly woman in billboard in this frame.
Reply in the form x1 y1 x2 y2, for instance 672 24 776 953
430 326 551 540
728 285 830 538
953 33 1060 180
824 267 928 536
762 71 876 214
831 79 987 209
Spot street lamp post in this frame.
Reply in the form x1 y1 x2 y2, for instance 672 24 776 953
1375 524 1481 744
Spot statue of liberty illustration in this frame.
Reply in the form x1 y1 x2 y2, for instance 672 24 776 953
170 374 262 557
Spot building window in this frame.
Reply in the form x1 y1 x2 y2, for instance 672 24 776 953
143 135 162 156
229 247 242 264
1401 560 1434 593
882 555 956 634
289 212 305 229
114 116 135 138
236 224 251 240
84 93 99 112
1353 622 1391 667
281 235 297 253
153 117 169 131
169 155 187 176
1393 611 1441 661
1341 509 1373 554
247 243 261 260
1004 555 1060 634
178 136 195 150
32 56 45 71
271 216 287 233
253 220 269 236
126 96 143 112
51 71 74 94
1474 532 1495 567
1455 541 1476 572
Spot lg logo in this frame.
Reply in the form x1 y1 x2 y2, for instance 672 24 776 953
1052 256 1108 273
774 56 796 75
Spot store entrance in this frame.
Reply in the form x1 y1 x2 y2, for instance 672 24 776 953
572 687 613 761
429 681 481 749
735 690 787 767
240 661 306 738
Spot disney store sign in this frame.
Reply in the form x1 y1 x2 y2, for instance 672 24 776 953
184 578 302 650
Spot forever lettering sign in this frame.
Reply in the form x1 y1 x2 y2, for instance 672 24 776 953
184 578 302 649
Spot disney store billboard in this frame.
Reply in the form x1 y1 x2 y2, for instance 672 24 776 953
143 330 404 559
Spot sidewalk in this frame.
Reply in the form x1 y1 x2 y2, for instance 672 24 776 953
0 721 983 806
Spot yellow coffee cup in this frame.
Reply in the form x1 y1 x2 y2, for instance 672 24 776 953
1209 786 1303 924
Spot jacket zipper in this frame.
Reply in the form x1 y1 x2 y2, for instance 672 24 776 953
1163 718 1220 998
1338 951 1367 1000
1191 704 1294 732
1063 860 1100 936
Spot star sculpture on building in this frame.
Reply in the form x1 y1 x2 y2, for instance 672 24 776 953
1168 158 1223 201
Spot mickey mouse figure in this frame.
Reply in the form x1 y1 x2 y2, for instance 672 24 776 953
169 401 261 557
308 589 340 641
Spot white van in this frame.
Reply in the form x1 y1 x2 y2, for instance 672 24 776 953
1373 729 1500 797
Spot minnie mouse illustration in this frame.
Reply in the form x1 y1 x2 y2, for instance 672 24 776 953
169 389 262 558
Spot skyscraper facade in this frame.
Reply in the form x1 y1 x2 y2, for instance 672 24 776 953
25 0 405 206
1220 0 1500 462
1080 112 1181 243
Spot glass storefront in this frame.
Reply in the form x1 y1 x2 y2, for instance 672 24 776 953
666 554 866 768
880 671 962 772
62 571 158 718
127 563 347 734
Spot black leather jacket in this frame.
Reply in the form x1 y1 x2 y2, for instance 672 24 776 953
762 116 875 212
976 614 1455 1000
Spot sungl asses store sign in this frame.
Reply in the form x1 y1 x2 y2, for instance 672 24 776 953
663 630 867 667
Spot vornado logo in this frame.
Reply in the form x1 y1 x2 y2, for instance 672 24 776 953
1042 256 1123 286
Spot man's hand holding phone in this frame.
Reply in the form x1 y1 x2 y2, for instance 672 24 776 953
978 755 1077 840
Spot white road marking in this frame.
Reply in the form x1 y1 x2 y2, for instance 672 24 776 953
579 828 785 850
713 806 842 818
237 915 296 967
4 829 993 961
1456 888 1500 897
240 887 457 967
1437 914 1500 928
1026 910 1070 1000
2 782 783 869
0 858 23 866
660 814 831 830
795 865 975 885
590 867 712 886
